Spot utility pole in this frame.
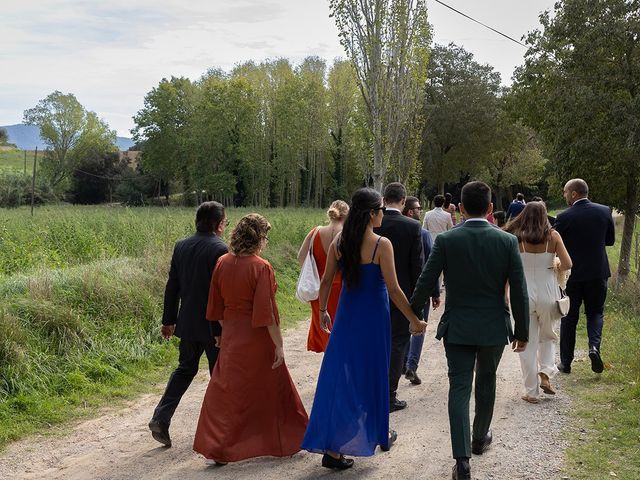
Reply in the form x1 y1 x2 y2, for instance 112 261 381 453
31 147 38 216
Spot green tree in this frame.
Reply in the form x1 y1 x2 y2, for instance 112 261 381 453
330 0 431 191
23 91 116 186
132 77 197 200
512 0 640 283
478 106 546 210
420 44 501 193
328 59 367 198
0 128 8 145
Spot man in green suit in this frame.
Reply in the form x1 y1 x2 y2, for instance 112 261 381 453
410 181 529 480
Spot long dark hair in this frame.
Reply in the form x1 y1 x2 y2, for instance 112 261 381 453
339 188 382 289
504 202 551 244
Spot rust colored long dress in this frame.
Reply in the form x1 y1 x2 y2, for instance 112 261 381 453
193 254 308 463
306 228 343 353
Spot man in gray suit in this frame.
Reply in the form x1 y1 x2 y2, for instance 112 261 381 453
411 181 529 480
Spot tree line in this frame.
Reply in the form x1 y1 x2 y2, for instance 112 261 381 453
131 48 545 209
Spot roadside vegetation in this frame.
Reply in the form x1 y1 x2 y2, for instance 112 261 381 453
560 217 640 479
0 205 326 448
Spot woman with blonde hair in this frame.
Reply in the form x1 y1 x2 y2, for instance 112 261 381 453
505 202 572 403
194 214 308 464
298 200 349 352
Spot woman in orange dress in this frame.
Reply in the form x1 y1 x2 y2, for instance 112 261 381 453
297 200 349 353
193 214 308 464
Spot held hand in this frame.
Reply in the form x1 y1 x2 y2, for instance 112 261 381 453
410 319 427 336
272 346 285 369
214 336 221 348
511 340 527 353
320 311 332 334
161 324 175 340
432 297 441 309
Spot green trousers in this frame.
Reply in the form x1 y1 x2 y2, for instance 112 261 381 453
444 341 505 458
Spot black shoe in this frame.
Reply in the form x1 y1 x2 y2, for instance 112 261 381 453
589 346 604 373
557 362 571 374
389 397 407 412
452 458 471 480
380 429 398 452
405 369 422 385
471 430 492 455
322 454 354 470
148 419 171 447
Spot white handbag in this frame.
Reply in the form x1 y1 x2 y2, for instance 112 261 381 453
296 229 321 303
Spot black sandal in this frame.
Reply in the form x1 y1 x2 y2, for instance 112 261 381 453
322 453 354 469
380 429 398 451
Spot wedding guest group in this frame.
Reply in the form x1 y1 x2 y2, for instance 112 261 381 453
145 176 614 480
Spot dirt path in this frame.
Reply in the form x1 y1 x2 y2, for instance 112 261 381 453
0 304 570 480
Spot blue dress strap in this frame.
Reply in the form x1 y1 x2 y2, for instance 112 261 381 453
370 236 382 264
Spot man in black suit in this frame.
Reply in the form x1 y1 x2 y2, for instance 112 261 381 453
554 179 615 374
374 182 425 412
148 201 229 447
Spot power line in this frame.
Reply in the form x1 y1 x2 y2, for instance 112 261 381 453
434 0 528 49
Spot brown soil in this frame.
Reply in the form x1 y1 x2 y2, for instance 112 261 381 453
0 303 569 479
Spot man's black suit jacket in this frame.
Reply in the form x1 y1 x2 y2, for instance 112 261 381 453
554 199 615 282
374 210 424 310
162 232 228 341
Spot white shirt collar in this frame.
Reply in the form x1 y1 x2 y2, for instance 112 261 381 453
385 207 401 213
573 198 589 205
465 217 489 223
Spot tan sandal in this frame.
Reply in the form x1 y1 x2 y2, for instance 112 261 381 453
539 373 556 395
521 395 539 404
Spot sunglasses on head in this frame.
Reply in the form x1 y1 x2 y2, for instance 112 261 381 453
372 206 387 213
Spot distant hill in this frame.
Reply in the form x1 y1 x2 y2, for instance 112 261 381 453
0 124 134 151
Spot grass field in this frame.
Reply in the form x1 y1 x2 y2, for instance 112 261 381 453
0 148 29 174
0 205 327 447
560 214 640 479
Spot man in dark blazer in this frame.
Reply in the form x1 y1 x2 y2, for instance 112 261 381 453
148 201 229 447
554 179 615 374
374 182 425 412
410 181 529 480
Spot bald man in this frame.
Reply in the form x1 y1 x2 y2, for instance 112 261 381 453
554 179 615 374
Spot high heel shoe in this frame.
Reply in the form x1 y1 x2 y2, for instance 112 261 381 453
322 453 354 469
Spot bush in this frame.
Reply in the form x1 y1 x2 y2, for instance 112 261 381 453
0 174 56 207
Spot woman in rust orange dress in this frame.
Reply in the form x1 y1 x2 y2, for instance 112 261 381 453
193 214 308 464
297 200 349 352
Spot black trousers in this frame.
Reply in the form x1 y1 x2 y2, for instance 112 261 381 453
389 309 411 399
152 338 219 425
560 278 607 366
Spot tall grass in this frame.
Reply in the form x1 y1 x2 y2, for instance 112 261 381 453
0 205 328 447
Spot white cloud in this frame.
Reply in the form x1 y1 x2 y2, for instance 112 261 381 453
1 0 556 137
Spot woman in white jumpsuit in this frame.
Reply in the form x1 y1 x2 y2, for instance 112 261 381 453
505 202 572 403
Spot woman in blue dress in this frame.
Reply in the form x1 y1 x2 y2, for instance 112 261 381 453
302 188 427 470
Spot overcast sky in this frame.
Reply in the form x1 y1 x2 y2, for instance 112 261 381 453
0 0 556 137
